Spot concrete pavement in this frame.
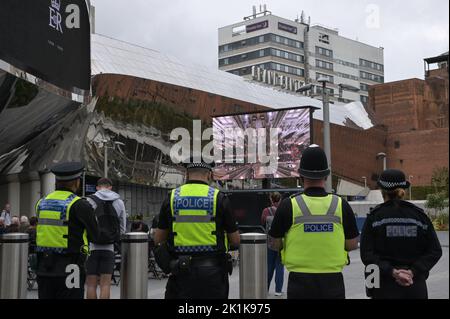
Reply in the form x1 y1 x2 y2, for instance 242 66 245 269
27 232 449 299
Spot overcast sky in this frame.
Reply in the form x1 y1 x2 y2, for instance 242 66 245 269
91 0 449 82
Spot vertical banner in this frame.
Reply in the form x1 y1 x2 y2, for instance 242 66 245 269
0 0 91 99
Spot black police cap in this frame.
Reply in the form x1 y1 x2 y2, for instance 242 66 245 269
182 155 215 171
377 169 410 190
51 162 84 181
299 145 330 179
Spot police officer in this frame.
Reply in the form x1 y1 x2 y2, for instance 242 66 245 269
269 145 360 299
154 156 240 299
360 169 442 299
35 162 98 299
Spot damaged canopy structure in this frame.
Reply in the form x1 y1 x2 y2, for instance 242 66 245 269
0 33 381 216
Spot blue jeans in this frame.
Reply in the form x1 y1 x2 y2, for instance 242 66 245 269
267 248 284 293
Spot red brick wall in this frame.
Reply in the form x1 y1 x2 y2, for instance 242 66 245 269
386 128 449 185
369 67 449 186
313 121 387 188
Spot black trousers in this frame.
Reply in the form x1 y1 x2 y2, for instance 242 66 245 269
37 275 86 299
371 277 428 299
165 266 229 299
287 272 345 299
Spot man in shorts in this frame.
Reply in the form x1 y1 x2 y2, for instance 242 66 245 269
86 178 126 299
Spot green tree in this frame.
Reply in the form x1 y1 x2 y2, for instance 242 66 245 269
431 166 449 196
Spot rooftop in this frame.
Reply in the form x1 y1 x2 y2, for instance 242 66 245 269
91 33 374 130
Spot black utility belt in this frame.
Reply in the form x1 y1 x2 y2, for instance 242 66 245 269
188 256 224 268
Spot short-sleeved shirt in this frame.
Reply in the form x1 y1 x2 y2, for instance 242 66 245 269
158 180 238 256
269 187 359 240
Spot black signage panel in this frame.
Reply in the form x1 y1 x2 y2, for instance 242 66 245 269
278 22 298 34
246 20 269 33
0 0 91 93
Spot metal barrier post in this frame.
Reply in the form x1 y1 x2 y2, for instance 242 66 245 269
239 233 267 299
0 233 29 299
120 232 148 299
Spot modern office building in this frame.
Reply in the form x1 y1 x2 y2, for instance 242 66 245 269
218 6 385 104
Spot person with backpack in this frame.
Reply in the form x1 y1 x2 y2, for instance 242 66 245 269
86 178 126 299
261 192 284 297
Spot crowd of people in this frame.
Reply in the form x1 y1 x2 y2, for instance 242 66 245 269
0 204 37 246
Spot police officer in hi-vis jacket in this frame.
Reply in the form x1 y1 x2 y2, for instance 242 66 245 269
35 162 98 299
269 145 360 299
154 156 240 299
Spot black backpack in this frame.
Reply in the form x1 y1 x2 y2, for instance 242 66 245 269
89 195 121 245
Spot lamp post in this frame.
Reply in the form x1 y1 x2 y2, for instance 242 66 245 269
296 80 360 193
102 140 126 178
409 175 413 200
376 152 387 171
362 176 367 189
317 77 332 193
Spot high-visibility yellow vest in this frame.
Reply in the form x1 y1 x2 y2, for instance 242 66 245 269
36 190 87 254
170 183 225 253
281 194 347 273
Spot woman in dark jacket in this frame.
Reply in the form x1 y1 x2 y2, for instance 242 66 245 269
360 169 442 299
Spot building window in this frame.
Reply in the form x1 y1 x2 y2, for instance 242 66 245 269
316 86 334 95
360 71 384 83
316 46 333 58
394 141 401 149
360 95 369 105
360 58 384 72
336 72 359 81
360 83 370 91
316 72 334 83
219 33 303 54
316 59 333 70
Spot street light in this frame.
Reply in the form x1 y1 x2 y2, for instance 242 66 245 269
295 78 331 192
362 176 367 189
102 140 126 178
296 79 360 193
409 175 413 200
316 76 332 193
295 83 314 94
376 152 387 171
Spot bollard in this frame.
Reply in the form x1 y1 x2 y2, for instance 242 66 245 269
239 233 267 299
0 233 29 299
120 232 148 299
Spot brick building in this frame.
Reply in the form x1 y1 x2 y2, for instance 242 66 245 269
368 53 449 186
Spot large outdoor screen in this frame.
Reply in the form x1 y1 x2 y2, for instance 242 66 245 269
213 107 311 180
